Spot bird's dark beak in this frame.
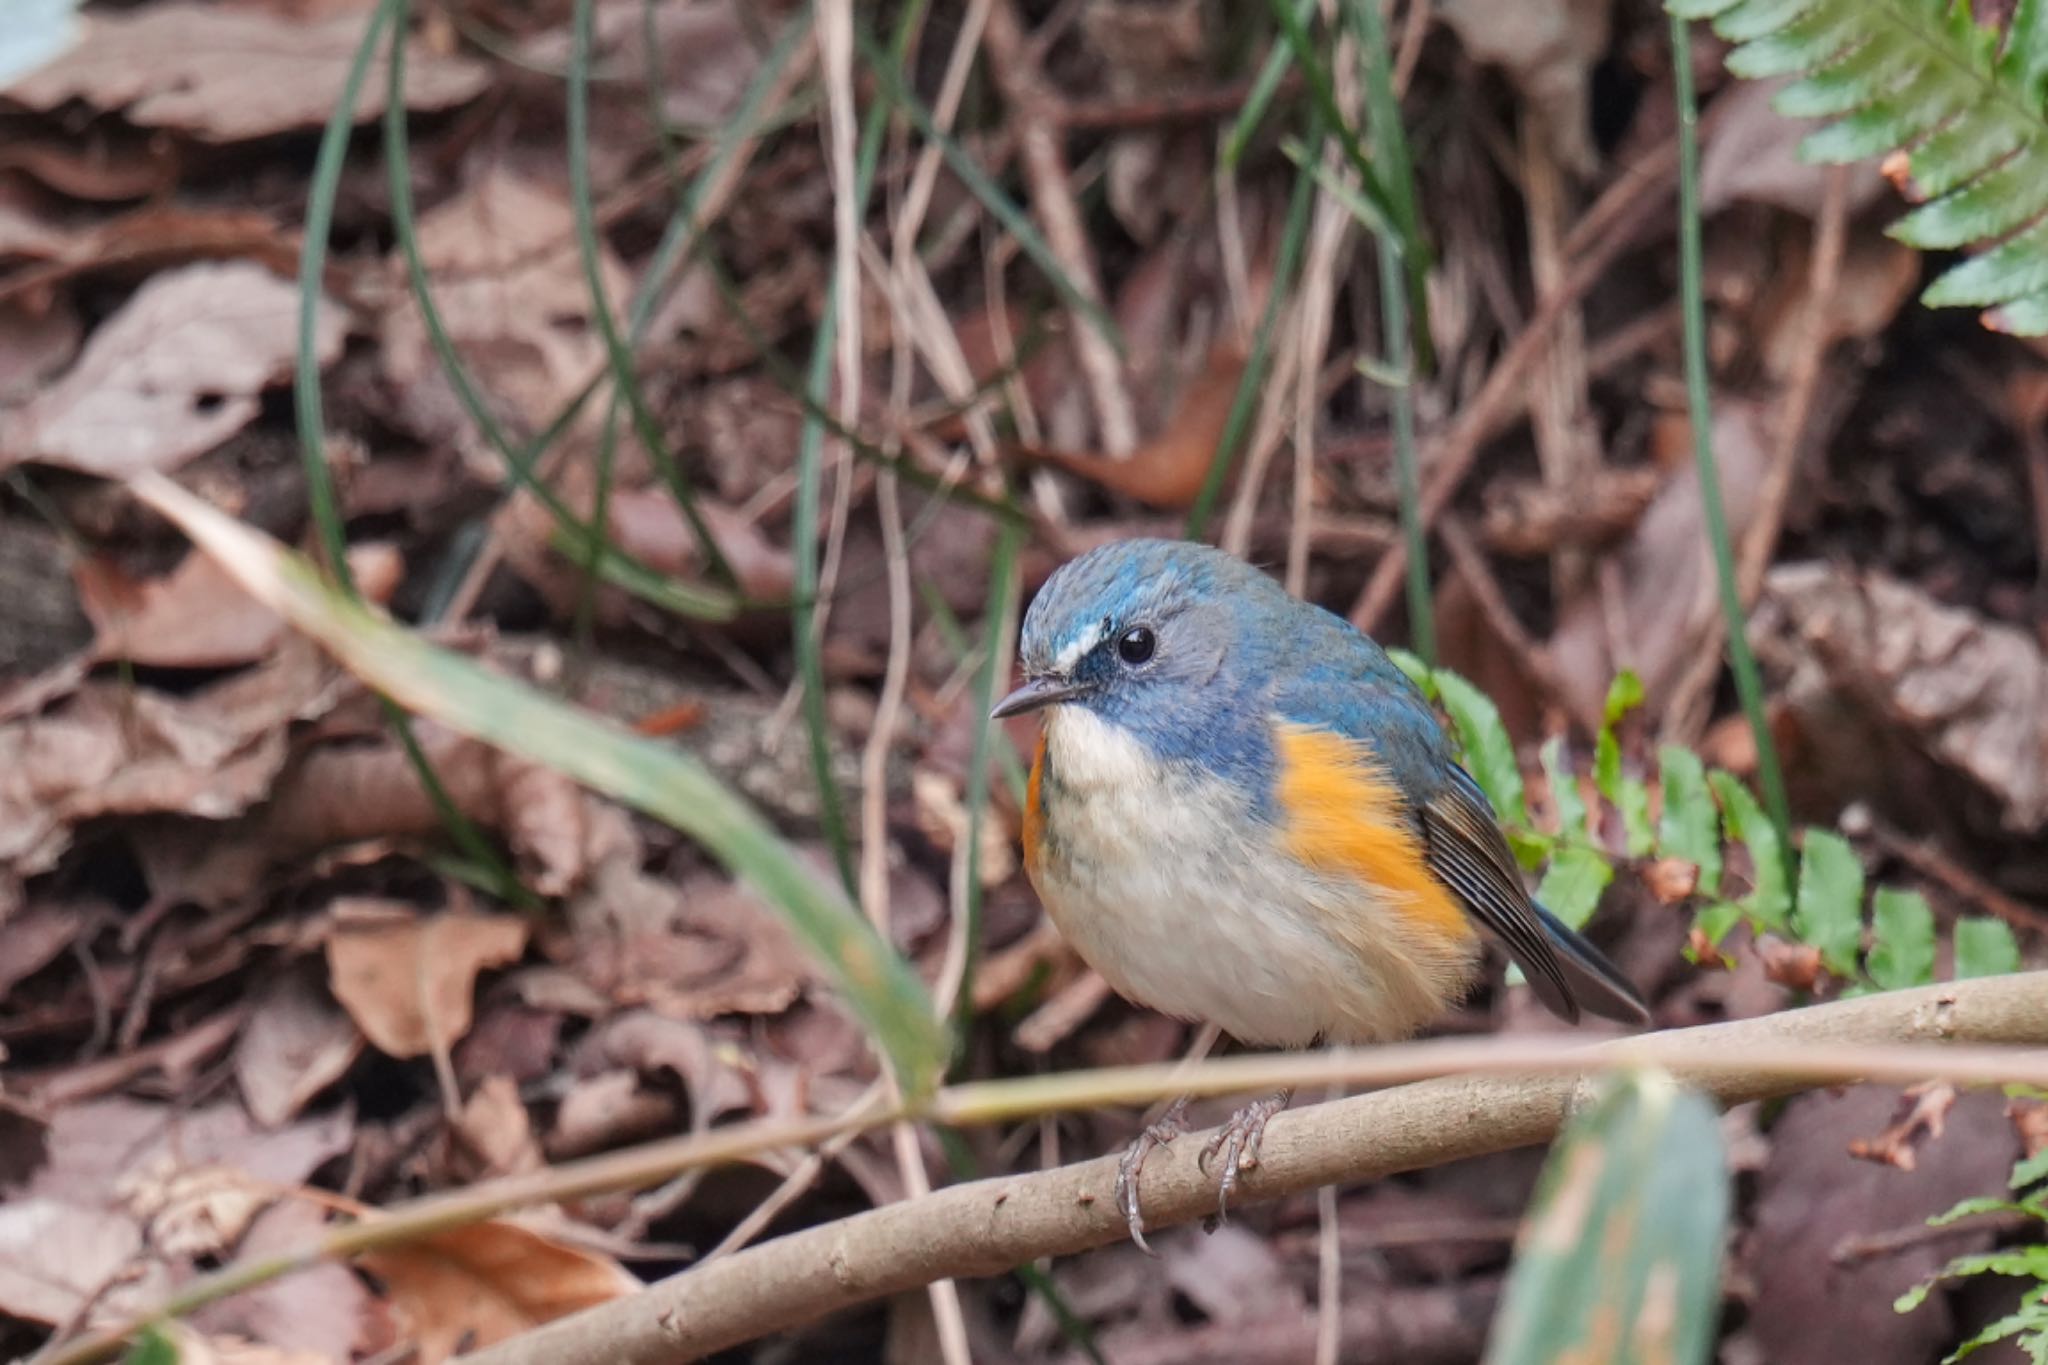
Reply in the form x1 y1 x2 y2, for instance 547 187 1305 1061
990 674 1087 719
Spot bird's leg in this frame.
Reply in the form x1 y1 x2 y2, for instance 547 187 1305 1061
1198 1089 1294 1226
1114 1094 1192 1254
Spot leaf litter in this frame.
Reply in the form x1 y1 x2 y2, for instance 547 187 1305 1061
0 0 2042 1360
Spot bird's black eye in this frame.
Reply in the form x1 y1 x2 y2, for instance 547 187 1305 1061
1117 626 1156 665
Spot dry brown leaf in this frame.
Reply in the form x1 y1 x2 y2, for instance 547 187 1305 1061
2012 1099 2048 1158
379 169 629 442
454 1075 544 1179
0 297 81 405
586 1009 755 1126
1848 1081 1960 1172
521 0 761 130
118 1155 274 1259
0 899 88 1000
1756 564 2048 833
325 902 530 1059
1701 76 1890 218
192 1200 373 1362
234 964 364 1128
359 1218 638 1363
0 1099 352 1327
0 636 342 880
1017 343 1247 509
570 864 815 1018
0 1199 146 1325
4 5 487 143
82 543 401 668
543 1070 676 1159
2 261 343 478
1438 0 1608 173
152 1326 335 1365
1551 401 1774 723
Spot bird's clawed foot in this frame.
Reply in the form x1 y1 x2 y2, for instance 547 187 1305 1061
1114 1096 1191 1255
1198 1089 1293 1227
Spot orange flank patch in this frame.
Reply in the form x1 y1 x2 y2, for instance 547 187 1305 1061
1022 729 1047 875
1272 723 1474 943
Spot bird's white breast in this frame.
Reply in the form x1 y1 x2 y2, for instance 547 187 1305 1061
1029 706 1473 1046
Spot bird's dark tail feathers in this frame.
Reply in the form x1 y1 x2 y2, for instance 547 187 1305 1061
1535 903 1652 1026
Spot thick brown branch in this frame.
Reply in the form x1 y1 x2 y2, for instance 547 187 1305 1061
460 973 2048 1365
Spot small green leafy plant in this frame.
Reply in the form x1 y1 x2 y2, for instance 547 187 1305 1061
1394 655 2024 990
1897 1113 2048 1361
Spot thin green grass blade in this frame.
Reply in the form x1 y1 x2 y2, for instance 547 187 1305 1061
1672 14 1795 877
291 0 531 908
1223 0 1317 169
854 22 1124 356
567 0 732 585
132 475 950 1099
381 10 739 621
953 521 1024 1052
1184 138 1319 538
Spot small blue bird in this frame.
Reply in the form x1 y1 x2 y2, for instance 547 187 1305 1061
993 539 1647 1245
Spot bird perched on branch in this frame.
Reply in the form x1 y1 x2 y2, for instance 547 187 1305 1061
994 539 1648 1248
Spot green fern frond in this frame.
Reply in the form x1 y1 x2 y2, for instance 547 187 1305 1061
1671 0 2048 333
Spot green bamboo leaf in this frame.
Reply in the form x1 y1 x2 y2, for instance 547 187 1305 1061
1486 1070 1728 1365
1536 846 1615 931
1954 916 2023 979
1540 736 1589 838
1867 887 1937 990
1435 669 1529 826
1658 745 1723 898
1792 828 1864 977
129 476 950 1099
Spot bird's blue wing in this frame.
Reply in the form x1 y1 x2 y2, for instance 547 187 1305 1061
1269 617 1647 1026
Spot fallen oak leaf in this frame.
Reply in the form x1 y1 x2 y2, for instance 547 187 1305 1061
1 260 342 478
358 1218 638 1364
324 902 529 1060
1010 342 1247 509
3 5 487 143
80 544 402 669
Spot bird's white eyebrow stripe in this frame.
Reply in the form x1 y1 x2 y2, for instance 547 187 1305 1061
1052 619 1107 674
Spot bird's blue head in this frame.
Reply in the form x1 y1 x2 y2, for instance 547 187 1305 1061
992 539 1289 765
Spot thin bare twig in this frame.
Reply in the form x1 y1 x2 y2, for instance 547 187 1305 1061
981 0 1139 455
460 974 2048 1365
1664 165 1851 738
1348 142 1678 630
